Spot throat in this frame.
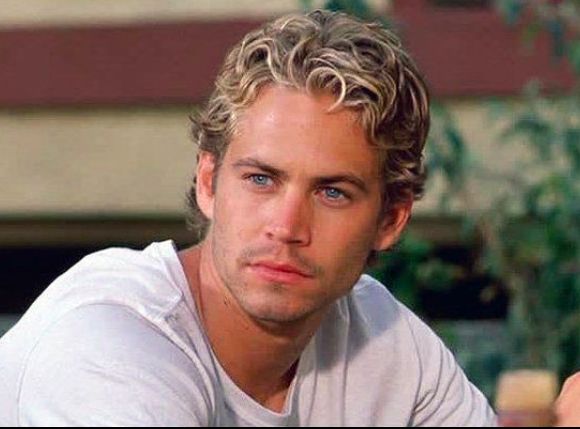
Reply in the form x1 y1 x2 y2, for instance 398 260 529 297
252 361 298 413
262 387 291 413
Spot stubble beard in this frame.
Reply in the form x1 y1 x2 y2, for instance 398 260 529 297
207 211 374 326
209 231 332 325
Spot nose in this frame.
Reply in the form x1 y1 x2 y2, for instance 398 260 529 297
264 190 311 246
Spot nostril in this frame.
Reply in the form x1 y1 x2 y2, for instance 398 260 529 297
265 226 310 246
264 195 312 245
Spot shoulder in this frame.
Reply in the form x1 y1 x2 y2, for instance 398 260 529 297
18 304 214 426
349 274 453 347
16 242 185 338
347 274 432 342
348 274 402 319
344 275 496 426
63 241 183 308
23 304 198 371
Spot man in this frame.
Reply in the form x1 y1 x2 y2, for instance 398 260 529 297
0 10 496 426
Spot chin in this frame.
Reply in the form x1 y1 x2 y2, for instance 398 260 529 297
239 291 322 324
223 269 332 324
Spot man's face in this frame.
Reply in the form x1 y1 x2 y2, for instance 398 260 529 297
196 85 409 324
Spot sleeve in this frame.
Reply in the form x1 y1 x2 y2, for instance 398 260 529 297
18 305 213 426
406 312 498 427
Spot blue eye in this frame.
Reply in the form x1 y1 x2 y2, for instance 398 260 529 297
323 187 346 200
249 174 272 186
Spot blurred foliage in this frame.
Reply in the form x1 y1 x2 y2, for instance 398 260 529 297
436 320 508 400
302 0 580 387
300 0 387 23
367 235 466 312
431 83 579 380
434 0 580 381
496 0 580 71
301 0 378 21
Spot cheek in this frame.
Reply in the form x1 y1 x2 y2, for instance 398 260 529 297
319 220 376 270
339 235 374 267
213 181 260 242
324 209 378 245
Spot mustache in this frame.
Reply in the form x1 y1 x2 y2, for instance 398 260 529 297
238 245 323 277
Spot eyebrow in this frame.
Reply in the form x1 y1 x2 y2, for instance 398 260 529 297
232 157 370 194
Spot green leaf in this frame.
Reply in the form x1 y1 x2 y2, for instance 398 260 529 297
564 128 580 170
547 19 566 58
321 0 392 28
496 0 525 26
567 39 580 75
460 216 478 241
417 260 462 292
299 0 314 11
522 19 543 51
487 98 508 123
324 0 373 19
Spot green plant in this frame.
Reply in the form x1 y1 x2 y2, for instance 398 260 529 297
430 0 580 379
301 0 580 387
430 82 579 378
367 235 463 314
299 0 389 24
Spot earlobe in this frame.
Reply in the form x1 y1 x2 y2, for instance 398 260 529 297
373 201 413 251
195 151 217 220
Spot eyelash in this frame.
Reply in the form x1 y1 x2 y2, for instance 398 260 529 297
247 174 273 187
321 187 349 201
243 174 351 203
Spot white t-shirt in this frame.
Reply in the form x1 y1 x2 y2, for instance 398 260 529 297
0 241 497 426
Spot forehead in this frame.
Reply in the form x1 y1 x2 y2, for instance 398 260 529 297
227 85 380 179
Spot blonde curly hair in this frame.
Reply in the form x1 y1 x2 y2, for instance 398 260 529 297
187 9 430 246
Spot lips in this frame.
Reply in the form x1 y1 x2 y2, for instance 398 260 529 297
254 261 312 276
248 261 313 284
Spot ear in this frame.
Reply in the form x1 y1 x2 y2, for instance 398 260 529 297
373 200 413 251
195 151 218 220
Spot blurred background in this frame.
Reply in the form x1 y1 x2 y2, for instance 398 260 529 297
0 0 578 403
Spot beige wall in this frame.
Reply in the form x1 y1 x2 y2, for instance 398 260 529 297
0 0 298 28
0 107 195 215
0 100 533 217
0 0 391 28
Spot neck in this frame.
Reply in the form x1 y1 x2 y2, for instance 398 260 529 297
179 241 323 411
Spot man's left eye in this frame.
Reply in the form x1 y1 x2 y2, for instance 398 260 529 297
323 187 347 200
248 174 272 186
